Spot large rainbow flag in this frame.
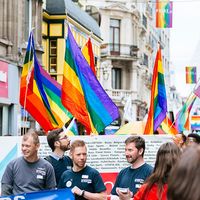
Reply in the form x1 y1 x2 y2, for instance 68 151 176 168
156 0 173 28
20 32 72 132
61 26 119 134
186 66 197 84
144 46 167 134
82 38 96 76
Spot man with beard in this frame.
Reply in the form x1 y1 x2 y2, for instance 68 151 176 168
46 127 73 185
58 140 106 200
110 136 153 200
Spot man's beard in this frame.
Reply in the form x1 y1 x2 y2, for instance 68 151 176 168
60 144 70 151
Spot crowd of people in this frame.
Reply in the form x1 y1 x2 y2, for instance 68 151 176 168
0 128 200 200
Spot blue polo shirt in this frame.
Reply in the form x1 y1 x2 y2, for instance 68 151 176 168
111 163 153 196
58 165 106 200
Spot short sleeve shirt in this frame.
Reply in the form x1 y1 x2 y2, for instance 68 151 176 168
58 165 106 200
1 156 56 195
111 163 153 196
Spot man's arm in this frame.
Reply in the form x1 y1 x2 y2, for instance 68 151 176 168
72 186 107 200
1 183 13 196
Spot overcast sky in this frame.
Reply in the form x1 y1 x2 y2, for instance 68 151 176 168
170 0 200 97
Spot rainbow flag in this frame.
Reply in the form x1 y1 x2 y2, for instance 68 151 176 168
160 116 178 135
191 115 200 131
156 0 173 28
144 47 167 134
64 118 79 136
61 26 119 134
175 94 196 132
82 38 96 76
186 66 197 84
20 32 72 132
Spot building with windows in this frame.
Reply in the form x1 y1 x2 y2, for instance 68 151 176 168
0 0 101 135
42 0 102 84
79 0 171 127
0 0 43 135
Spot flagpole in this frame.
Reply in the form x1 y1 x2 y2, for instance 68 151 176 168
22 29 35 135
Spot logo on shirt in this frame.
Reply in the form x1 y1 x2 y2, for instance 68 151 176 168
66 180 72 188
134 178 144 189
81 175 92 184
36 167 46 180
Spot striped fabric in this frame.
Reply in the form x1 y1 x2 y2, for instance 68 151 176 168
191 115 200 131
156 0 173 28
186 66 197 84
82 38 96 75
64 118 79 136
61 26 119 134
160 116 178 135
144 47 167 134
20 32 72 132
175 94 196 132
194 84 200 98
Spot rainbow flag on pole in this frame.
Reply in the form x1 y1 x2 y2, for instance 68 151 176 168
61 26 119 134
20 32 72 132
156 0 173 28
186 66 197 84
144 46 167 134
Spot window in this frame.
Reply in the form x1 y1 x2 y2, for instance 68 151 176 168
112 68 121 89
110 19 120 55
143 53 148 66
49 40 57 73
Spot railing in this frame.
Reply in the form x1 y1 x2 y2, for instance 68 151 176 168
105 89 138 101
101 43 138 58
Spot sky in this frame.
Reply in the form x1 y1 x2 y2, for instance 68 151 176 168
170 0 200 97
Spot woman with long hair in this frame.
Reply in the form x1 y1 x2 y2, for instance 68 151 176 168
117 142 181 200
167 144 200 200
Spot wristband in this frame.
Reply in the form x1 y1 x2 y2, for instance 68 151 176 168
81 190 85 197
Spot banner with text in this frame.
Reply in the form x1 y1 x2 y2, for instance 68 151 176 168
0 135 172 197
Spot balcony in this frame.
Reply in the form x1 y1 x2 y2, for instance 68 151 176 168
101 43 139 60
105 89 138 102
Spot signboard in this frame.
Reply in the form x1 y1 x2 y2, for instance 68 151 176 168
0 61 8 98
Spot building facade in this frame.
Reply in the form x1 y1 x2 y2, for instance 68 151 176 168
42 0 102 84
0 0 43 135
79 0 172 127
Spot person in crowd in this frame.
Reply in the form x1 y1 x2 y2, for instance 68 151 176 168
58 139 106 200
1 129 56 196
110 136 153 200
45 127 73 185
186 133 200 146
118 142 181 200
167 144 200 200
172 132 186 149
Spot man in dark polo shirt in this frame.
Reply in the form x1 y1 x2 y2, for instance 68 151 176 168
45 127 73 185
58 139 106 200
111 136 153 199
